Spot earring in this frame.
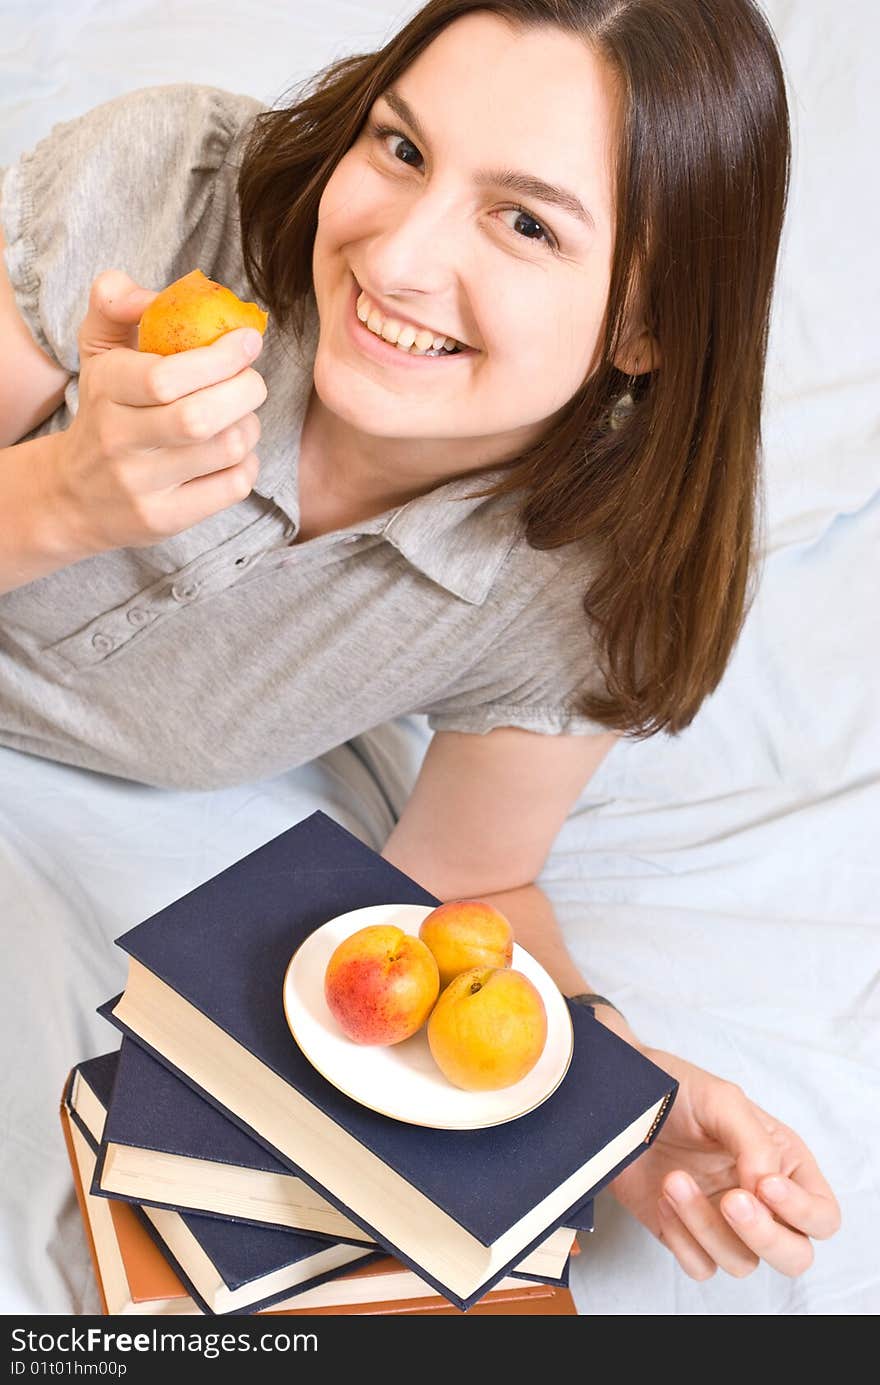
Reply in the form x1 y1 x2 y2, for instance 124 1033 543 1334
610 376 636 431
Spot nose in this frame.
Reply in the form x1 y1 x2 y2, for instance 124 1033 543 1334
361 182 464 307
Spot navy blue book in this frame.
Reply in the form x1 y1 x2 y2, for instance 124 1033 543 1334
94 1035 592 1274
66 1052 380 1315
94 1036 374 1244
101 810 676 1312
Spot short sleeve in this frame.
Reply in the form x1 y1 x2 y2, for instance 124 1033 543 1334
0 83 265 375
420 545 615 739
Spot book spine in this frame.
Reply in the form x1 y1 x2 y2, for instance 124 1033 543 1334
59 1103 110 1317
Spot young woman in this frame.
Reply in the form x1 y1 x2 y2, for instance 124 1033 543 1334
0 0 840 1287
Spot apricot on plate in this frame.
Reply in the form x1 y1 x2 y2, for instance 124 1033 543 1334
427 966 548 1091
324 924 440 1046
137 268 268 355
418 899 514 992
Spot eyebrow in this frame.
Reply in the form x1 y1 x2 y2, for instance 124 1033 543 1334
380 88 596 232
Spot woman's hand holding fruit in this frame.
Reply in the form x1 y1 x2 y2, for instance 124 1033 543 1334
49 268 268 557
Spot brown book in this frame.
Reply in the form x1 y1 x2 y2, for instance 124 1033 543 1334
62 1102 580 1317
265 1274 580 1316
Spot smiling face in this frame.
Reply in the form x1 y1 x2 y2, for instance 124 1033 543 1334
310 12 638 475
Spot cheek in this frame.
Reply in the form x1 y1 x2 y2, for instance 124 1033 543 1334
548 284 603 364
492 286 598 400
317 157 385 246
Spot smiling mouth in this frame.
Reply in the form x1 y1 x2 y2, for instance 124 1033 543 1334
352 281 475 360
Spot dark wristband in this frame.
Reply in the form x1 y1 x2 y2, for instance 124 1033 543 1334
567 992 626 1021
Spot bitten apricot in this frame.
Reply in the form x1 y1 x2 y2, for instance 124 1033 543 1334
137 268 268 355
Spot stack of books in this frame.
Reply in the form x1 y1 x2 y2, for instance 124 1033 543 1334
60 1055 584 1316
63 811 677 1317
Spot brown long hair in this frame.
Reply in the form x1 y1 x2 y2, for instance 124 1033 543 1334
237 0 791 739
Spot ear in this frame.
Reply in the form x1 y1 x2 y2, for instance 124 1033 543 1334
613 324 660 377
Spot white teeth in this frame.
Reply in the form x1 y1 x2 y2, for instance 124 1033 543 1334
355 289 465 354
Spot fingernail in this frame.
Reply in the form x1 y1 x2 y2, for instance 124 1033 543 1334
760 1175 788 1203
242 330 263 359
725 1191 757 1224
666 1172 697 1205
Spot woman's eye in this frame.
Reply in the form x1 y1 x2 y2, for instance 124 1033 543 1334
375 126 423 168
497 207 555 250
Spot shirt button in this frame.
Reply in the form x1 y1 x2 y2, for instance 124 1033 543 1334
91 632 115 654
171 580 200 602
127 607 151 626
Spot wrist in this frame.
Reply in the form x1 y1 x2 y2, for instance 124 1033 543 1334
0 431 94 595
37 428 99 562
566 991 643 1051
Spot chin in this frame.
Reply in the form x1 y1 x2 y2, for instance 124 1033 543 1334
312 351 436 436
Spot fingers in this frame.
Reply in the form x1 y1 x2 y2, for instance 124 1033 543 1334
656 1194 717 1281
143 326 266 404
719 1189 815 1277
171 453 262 530
95 326 264 409
659 1169 828 1280
143 412 263 490
712 1087 842 1243
79 271 159 358
757 1173 842 1241
98 366 266 474
662 1172 760 1279
698 1081 787 1189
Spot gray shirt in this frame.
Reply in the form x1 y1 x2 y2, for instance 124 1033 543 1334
0 84 609 791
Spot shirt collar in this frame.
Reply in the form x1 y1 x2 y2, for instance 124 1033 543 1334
255 292 525 605
378 476 523 604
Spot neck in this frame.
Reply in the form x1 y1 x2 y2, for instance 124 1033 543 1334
298 389 523 517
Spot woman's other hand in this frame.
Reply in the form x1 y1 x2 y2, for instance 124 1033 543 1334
610 1048 842 1280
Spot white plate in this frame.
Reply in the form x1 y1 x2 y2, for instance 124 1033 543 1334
282 902 573 1130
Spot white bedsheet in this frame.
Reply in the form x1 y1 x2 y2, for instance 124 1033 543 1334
1 0 878 1316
